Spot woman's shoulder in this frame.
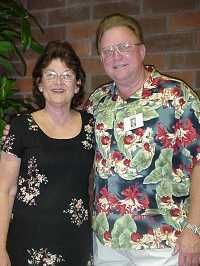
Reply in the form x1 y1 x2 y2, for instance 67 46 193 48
10 113 30 126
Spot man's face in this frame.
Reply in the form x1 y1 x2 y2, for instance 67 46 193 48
99 26 145 87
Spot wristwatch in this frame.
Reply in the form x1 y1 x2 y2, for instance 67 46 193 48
184 222 200 237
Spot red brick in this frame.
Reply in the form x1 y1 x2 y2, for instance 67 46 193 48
143 0 196 14
16 78 33 92
196 71 200 89
32 26 66 44
70 40 90 57
28 0 65 10
48 7 90 25
31 11 48 27
185 52 200 69
93 1 140 19
139 17 167 35
67 0 92 3
23 50 42 61
91 74 111 90
82 58 104 74
170 11 200 32
168 54 186 69
144 53 166 71
163 71 193 87
67 22 98 40
146 33 194 52
196 32 200 48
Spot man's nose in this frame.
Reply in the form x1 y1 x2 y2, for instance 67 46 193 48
113 47 123 59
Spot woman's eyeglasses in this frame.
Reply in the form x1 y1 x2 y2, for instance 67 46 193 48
43 70 75 83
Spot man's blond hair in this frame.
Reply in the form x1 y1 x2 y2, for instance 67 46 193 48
96 13 144 54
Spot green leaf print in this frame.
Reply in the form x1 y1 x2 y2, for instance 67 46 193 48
156 180 173 196
191 99 200 123
172 180 190 197
96 108 114 129
93 213 109 242
118 229 133 249
125 105 159 122
155 149 173 168
111 214 137 248
143 168 163 184
131 149 153 172
161 210 182 230
144 149 173 184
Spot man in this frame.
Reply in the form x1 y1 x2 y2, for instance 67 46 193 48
86 13 200 266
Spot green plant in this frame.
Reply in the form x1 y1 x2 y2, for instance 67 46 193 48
0 0 43 141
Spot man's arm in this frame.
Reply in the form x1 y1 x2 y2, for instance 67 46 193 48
175 162 200 266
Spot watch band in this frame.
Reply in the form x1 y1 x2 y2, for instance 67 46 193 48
184 222 200 236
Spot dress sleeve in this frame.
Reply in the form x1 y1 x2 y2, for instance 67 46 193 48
1 115 25 158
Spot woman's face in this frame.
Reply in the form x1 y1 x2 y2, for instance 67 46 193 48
40 58 79 108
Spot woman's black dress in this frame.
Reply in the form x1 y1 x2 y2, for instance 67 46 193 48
2 111 94 266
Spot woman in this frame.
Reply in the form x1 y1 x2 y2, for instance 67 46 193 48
0 41 94 266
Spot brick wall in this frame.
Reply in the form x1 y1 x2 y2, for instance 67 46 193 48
17 0 200 99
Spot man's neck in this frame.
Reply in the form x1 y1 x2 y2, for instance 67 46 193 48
117 68 148 99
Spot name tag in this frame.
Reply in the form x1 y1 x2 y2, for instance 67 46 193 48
124 113 144 131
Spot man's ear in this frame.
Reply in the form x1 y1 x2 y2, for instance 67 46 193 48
140 44 146 61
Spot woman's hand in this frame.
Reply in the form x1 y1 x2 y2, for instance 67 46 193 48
0 250 11 266
2 125 10 142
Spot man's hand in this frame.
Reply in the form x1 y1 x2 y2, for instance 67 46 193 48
175 228 200 266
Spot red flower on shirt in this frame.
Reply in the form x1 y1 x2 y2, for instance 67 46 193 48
160 224 173 234
96 123 104 130
170 208 181 217
101 136 111 145
131 232 142 242
104 231 111 241
121 186 142 200
156 119 197 150
124 135 134 145
112 151 123 161
142 89 152 98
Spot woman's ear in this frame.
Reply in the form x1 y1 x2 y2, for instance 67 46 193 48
39 85 43 92
75 80 81 94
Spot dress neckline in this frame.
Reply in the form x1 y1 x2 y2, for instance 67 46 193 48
28 111 83 141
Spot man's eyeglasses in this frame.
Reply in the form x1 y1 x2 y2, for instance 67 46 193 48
100 42 142 60
43 70 75 83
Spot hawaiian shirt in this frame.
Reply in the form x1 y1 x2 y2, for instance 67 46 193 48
86 65 200 250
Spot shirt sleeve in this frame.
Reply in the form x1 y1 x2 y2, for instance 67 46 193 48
1 115 25 158
181 84 200 165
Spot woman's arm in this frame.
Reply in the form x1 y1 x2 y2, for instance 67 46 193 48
0 151 21 266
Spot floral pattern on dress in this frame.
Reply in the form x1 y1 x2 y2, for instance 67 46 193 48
17 156 48 205
63 198 88 226
1 134 15 153
27 248 65 265
82 117 94 150
28 116 39 131
87 254 94 266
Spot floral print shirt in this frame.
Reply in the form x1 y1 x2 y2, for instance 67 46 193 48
86 65 200 250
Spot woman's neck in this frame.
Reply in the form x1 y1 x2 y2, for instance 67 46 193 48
42 105 75 126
